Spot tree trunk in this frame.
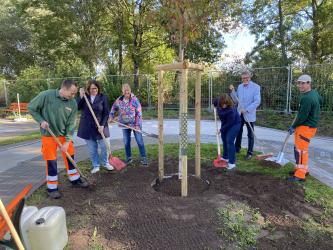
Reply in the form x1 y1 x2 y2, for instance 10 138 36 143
133 61 139 89
278 0 288 65
311 0 320 63
118 13 123 75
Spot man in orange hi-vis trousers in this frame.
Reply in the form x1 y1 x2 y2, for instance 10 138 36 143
287 74 321 182
29 80 89 199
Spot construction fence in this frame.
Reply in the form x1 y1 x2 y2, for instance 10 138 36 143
1 64 333 112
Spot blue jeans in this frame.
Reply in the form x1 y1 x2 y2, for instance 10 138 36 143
222 124 241 164
122 129 147 160
85 139 108 168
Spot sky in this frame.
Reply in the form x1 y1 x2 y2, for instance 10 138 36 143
220 28 256 64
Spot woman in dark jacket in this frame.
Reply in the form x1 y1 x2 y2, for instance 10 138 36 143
213 93 241 170
77 80 113 173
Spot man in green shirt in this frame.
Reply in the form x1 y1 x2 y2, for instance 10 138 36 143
287 74 321 182
29 80 88 199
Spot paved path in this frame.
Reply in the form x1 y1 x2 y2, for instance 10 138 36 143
0 119 332 205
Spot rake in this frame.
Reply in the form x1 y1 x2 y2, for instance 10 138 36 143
82 93 126 171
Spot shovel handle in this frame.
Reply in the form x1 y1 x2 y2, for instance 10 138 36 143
213 107 221 156
82 93 111 154
280 115 298 153
230 89 259 143
111 120 158 138
0 199 25 250
46 127 85 178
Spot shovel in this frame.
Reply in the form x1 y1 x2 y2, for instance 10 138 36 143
111 120 158 139
264 116 297 166
46 127 90 184
213 107 227 168
82 93 126 171
229 85 273 160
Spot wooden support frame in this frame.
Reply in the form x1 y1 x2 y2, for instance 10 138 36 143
156 61 203 197
158 70 164 181
195 71 202 178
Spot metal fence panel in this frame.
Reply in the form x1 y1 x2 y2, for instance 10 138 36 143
1 63 332 112
290 64 333 112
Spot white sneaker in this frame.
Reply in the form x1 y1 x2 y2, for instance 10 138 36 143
91 167 100 174
104 163 114 171
227 163 236 170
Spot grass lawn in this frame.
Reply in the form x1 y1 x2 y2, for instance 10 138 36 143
0 131 40 146
27 143 333 250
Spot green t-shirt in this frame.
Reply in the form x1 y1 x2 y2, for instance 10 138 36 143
28 89 77 141
292 89 321 128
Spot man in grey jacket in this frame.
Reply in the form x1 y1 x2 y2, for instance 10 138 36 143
234 71 261 160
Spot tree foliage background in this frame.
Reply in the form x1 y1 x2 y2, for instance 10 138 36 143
0 0 332 103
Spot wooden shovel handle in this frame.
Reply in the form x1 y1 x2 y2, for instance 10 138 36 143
0 199 25 250
111 120 158 138
213 107 221 156
46 127 85 178
82 94 111 154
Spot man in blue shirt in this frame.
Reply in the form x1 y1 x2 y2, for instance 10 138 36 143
234 71 261 160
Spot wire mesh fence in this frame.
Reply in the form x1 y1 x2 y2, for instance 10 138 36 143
1 64 332 112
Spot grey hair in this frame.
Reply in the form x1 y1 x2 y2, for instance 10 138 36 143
241 70 252 77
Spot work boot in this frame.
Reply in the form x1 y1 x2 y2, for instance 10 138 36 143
72 178 89 188
48 190 61 199
287 176 305 183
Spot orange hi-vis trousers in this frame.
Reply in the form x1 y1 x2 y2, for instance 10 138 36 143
293 126 317 180
41 136 80 191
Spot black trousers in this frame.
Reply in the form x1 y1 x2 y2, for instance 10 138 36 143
235 114 255 155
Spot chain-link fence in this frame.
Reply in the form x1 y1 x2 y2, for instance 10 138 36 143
1 64 333 112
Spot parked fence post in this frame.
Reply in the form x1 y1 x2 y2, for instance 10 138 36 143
288 66 293 114
285 66 291 114
3 80 8 107
147 76 152 109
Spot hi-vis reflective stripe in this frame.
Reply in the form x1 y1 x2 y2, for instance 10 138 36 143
68 169 78 175
47 175 58 181
295 164 307 170
47 183 58 189
69 175 80 181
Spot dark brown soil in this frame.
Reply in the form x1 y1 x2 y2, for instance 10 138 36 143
35 157 333 250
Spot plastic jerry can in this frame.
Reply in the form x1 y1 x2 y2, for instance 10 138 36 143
20 206 39 250
27 206 68 250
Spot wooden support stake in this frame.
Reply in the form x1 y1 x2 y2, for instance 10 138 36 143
180 68 188 197
158 70 164 181
195 71 202 178
155 60 204 71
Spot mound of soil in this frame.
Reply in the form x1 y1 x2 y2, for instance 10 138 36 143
35 157 332 250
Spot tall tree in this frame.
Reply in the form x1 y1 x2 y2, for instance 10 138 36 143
0 0 33 77
291 0 333 63
243 0 296 67
159 0 242 61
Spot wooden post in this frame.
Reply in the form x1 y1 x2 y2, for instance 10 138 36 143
195 71 202 178
180 68 188 197
158 70 164 181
